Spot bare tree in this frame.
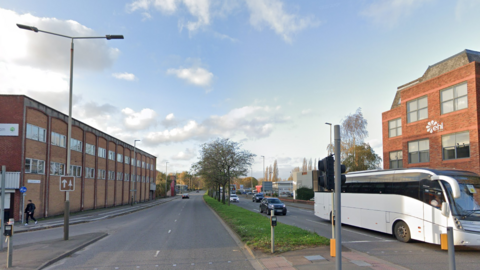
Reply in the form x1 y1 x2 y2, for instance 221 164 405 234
341 108 369 164
272 160 279 182
302 158 308 172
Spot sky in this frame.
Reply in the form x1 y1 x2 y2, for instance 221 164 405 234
2 0 480 180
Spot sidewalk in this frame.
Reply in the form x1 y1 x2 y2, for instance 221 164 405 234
0 232 107 270
14 196 178 233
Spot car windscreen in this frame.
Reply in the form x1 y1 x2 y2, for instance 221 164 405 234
267 198 281 204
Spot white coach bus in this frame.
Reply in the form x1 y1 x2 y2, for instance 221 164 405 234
314 168 480 245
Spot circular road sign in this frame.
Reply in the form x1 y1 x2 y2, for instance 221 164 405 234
20 186 27 193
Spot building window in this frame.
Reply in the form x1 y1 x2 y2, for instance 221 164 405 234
86 143 95 155
51 132 66 147
98 147 106 158
85 167 95 179
389 118 402 138
142 161 145 168
125 156 130 164
442 131 470 160
131 174 135 182
132 158 135 166
26 124 46 142
25 158 45 174
407 96 428 123
137 160 141 167
125 174 129 182
117 172 123 181
71 138 82 152
117 153 123 162
408 139 429 164
441 82 468 114
98 169 106 179
108 171 115 180
69 165 82 177
108 150 115 160
389 151 403 169
50 162 65 176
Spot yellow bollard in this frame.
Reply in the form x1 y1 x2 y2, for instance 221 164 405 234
330 238 336 257
441 233 448 250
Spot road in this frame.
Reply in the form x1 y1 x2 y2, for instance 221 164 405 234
235 195 480 270
14 192 255 270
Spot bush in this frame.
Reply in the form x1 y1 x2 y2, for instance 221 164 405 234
296 187 314 200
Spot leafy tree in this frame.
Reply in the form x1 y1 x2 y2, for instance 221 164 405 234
343 143 382 172
242 177 258 188
341 107 368 163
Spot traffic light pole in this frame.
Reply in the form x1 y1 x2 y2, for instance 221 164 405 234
334 125 342 270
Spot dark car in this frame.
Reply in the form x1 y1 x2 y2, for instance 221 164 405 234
260 198 287 215
252 193 264 202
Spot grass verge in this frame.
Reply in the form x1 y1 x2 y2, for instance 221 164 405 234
204 194 329 253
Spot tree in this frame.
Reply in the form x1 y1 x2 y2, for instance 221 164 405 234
302 158 307 172
307 158 312 171
272 160 279 182
343 143 382 172
193 138 255 205
341 108 368 163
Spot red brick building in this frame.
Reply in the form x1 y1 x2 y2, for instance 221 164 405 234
0 95 157 221
382 49 480 174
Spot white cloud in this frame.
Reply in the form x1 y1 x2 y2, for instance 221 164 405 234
162 113 178 128
361 0 432 27
143 105 289 145
112 72 137 81
301 109 312 115
245 0 318 43
167 66 213 88
121 107 158 130
172 148 197 160
127 0 211 33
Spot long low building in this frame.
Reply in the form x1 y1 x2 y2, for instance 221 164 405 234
0 95 157 221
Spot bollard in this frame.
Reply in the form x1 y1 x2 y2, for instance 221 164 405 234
271 210 275 253
5 219 14 268
447 227 456 270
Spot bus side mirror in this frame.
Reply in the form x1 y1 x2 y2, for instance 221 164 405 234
441 202 449 217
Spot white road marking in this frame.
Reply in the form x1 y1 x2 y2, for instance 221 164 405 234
306 219 328 226
168 230 171 234
154 250 160 257
344 240 396 243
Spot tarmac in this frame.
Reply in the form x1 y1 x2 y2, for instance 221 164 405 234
0 195 406 270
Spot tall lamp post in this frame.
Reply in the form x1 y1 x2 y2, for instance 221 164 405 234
325 122 334 239
133 140 140 205
165 162 168 197
16 24 124 241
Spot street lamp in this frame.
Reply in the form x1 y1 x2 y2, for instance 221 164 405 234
133 140 140 205
165 162 168 197
17 23 124 241
325 123 332 155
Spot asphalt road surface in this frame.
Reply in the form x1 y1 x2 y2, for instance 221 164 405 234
235 195 480 270
15 192 255 270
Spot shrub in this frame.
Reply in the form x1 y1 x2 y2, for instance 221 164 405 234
296 187 314 200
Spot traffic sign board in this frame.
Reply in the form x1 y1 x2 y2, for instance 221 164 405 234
20 186 27 193
60 176 75 192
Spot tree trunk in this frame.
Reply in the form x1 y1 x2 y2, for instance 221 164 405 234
222 183 226 204
228 177 231 206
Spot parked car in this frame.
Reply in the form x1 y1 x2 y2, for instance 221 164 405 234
260 198 287 215
252 193 264 202
196 190 199 193
230 194 240 202
247 192 254 195
182 193 189 199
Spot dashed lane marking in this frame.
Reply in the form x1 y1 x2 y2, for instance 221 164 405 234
154 250 160 257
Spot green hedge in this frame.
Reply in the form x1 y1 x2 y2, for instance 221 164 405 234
296 187 314 200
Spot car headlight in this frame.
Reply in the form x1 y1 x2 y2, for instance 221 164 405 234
268 204 274 209
283 205 286 208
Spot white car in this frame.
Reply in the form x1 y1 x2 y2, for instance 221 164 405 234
230 194 240 202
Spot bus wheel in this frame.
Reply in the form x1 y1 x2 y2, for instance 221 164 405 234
394 221 411 243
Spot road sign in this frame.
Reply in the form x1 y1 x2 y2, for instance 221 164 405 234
19 186 27 193
263 181 273 191
60 176 75 192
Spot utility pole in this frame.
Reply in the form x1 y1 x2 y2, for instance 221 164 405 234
326 122 334 239
334 125 342 269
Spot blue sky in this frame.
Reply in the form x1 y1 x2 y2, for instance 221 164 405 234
2 0 480 179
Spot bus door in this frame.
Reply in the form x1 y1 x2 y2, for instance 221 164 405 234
421 180 448 244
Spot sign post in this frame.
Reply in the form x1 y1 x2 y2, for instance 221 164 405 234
60 176 75 240
19 187 27 225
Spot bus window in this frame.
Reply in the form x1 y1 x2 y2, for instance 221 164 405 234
421 180 444 208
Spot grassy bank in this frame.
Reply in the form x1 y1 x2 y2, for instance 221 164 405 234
204 195 329 253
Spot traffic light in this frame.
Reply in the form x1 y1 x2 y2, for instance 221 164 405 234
318 155 334 190
340 164 347 186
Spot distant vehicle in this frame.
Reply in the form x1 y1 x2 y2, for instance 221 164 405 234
230 194 240 203
182 193 189 199
260 197 287 215
247 192 254 195
196 190 199 193
252 193 264 202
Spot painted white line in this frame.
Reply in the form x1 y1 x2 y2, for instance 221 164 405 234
306 219 328 226
154 250 160 257
343 240 396 243
168 230 171 234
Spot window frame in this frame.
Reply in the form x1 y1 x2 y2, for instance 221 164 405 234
108 151 115 160
389 151 403 169
50 162 65 176
442 131 470 160
25 158 45 174
26 123 46 142
98 147 106 158
117 153 123 163
388 118 402 138
86 143 95 155
407 96 428 123
408 139 430 164
441 82 468 115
